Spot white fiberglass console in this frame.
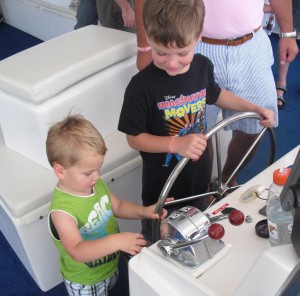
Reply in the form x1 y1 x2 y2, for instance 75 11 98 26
129 145 300 296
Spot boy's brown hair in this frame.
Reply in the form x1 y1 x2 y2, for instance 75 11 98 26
143 0 205 48
46 114 107 168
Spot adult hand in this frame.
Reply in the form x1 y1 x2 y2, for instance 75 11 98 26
278 36 299 64
121 5 135 27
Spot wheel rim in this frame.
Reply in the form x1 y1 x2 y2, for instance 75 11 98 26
152 112 275 242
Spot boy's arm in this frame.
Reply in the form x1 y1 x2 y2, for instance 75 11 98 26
215 89 260 112
110 191 170 220
215 89 275 127
127 132 207 161
127 133 171 153
50 211 146 261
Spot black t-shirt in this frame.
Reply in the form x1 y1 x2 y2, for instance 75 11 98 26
118 54 221 208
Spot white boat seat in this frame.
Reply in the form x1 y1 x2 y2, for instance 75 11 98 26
0 25 138 169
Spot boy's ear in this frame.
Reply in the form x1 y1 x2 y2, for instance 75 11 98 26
53 162 65 180
197 34 202 43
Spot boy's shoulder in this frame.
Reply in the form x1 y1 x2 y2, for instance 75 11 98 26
194 53 213 67
129 62 161 87
95 179 110 194
133 62 156 77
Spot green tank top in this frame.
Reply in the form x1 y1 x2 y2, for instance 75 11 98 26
48 179 119 285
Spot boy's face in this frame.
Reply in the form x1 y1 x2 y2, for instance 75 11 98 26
55 152 104 196
148 37 200 76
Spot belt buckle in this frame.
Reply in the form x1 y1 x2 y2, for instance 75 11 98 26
226 36 241 45
226 33 252 45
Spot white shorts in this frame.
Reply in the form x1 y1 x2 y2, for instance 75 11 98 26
64 269 118 296
195 27 278 133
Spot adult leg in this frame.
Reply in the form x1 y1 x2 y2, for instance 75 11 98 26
276 60 289 109
0 11 4 23
97 0 117 29
221 130 259 187
222 29 277 186
276 0 300 108
197 28 278 188
293 0 300 34
74 0 98 30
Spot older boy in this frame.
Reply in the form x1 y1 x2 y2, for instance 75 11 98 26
118 0 275 243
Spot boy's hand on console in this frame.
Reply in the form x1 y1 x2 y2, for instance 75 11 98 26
119 232 147 256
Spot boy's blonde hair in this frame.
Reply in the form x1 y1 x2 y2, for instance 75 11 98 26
46 114 107 168
143 0 205 48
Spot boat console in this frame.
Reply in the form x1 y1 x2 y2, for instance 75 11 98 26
129 146 300 296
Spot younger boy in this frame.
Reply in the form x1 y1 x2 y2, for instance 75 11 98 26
46 114 168 296
118 0 275 243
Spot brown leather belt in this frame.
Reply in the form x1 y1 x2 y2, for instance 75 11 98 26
202 26 261 46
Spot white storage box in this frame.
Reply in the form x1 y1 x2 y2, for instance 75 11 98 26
0 25 138 169
1 0 77 41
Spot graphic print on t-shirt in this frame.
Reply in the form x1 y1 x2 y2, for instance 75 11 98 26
157 89 207 167
80 194 113 240
79 194 119 268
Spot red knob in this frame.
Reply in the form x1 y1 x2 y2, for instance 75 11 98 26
208 223 225 240
228 210 244 226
